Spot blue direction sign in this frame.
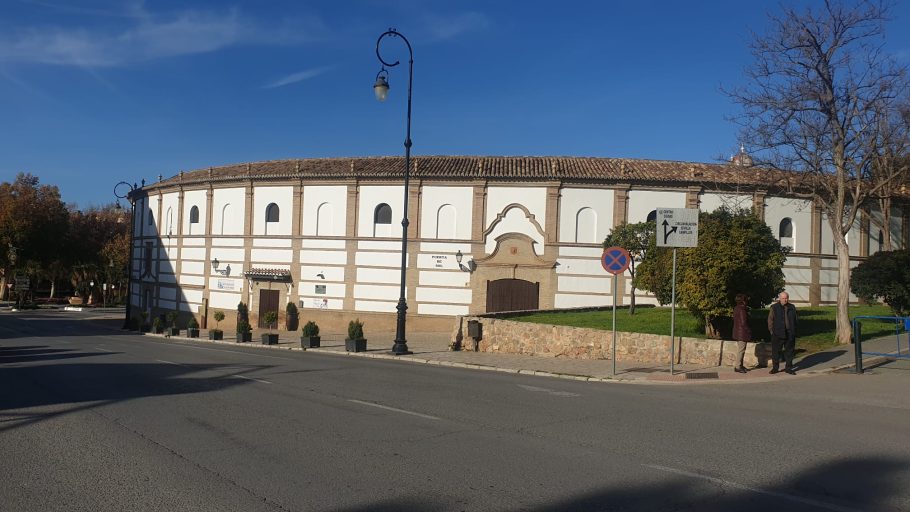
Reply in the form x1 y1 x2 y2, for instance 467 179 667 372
601 246 631 275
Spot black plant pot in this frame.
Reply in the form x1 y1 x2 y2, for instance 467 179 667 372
237 332 252 343
187 328 199 338
140 325 150 333
345 338 367 353
209 330 223 340
167 327 180 337
301 336 320 349
261 333 279 345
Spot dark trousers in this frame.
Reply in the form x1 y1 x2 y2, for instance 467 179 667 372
771 335 795 369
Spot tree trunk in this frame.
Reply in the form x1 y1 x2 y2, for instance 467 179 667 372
629 284 637 315
834 235 853 344
705 316 721 339
0 275 6 301
49 279 56 299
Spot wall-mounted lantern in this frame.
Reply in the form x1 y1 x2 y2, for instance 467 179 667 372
455 250 476 273
211 258 231 276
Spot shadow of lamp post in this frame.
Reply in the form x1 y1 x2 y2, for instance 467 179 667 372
374 28 414 355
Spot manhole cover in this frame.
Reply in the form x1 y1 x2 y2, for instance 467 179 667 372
685 372 719 380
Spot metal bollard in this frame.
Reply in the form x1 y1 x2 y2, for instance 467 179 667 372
853 320 863 374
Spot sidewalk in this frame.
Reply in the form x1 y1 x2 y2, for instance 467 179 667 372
146 325 910 385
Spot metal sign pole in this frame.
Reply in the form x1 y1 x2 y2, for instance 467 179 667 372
612 273 617 376
670 247 677 375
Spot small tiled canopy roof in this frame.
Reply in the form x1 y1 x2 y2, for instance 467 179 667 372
243 268 292 281
144 155 806 192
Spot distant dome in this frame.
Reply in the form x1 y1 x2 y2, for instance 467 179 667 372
731 143 753 167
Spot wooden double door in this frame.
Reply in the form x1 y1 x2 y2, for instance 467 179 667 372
486 278 539 313
258 289 280 328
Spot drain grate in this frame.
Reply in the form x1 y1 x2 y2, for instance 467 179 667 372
685 372 719 380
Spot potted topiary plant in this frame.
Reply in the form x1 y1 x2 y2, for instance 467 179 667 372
166 311 180 337
236 302 252 342
345 319 367 352
209 310 225 340
187 316 200 338
261 311 279 345
152 316 163 334
301 320 320 349
139 311 150 332
285 302 299 331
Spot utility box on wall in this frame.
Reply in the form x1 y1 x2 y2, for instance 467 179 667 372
467 320 482 340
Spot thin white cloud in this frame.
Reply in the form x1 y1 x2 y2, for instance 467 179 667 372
263 65 334 89
421 11 491 41
0 6 317 67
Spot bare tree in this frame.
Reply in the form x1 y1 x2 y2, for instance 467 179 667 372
869 102 910 251
728 1 908 344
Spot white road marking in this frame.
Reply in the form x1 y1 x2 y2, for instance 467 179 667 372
517 384 580 397
155 359 182 366
233 375 272 384
347 399 440 421
93 347 114 352
643 464 861 512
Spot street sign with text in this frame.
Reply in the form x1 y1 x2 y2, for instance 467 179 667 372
656 208 699 248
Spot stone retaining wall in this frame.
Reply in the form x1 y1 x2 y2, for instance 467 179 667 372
452 316 769 367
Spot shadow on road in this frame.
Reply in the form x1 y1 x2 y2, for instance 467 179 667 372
331 456 909 512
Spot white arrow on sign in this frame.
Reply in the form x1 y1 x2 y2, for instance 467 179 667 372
656 208 699 248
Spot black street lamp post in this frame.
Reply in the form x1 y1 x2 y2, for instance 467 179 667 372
115 181 139 329
375 28 414 355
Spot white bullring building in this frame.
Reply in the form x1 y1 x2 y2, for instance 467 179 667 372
128 154 909 331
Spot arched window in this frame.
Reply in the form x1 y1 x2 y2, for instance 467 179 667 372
436 204 456 239
779 217 794 250
374 203 392 237
165 207 174 237
148 209 154 226
779 218 793 238
374 203 392 224
646 210 657 223
316 202 332 236
189 206 199 224
265 203 280 223
575 207 597 243
220 203 231 235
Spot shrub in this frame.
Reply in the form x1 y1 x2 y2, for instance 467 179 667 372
285 302 299 331
213 310 225 329
348 319 364 340
166 311 179 328
263 311 278 333
152 317 163 333
237 302 249 327
302 320 320 337
286 302 298 316
237 320 251 334
851 250 910 316
187 316 199 329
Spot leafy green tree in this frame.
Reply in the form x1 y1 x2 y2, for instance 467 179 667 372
851 250 910 316
604 221 654 314
679 208 787 337
635 207 787 337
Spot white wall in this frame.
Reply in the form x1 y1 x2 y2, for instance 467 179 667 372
302 185 347 236
627 190 686 224
699 193 751 213
358 185 405 238
420 186 473 240
212 188 246 235
558 188 615 243
765 197 812 254
253 186 293 236
183 189 207 235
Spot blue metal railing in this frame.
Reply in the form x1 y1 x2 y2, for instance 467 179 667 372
852 315 910 374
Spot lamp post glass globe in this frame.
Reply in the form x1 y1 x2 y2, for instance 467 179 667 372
374 75 389 102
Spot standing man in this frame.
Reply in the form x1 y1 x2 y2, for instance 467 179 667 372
732 293 752 373
767 291 798 375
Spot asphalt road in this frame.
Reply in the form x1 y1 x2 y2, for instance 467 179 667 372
1 310 909 512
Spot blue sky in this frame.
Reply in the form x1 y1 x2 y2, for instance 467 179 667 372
1 0 909 208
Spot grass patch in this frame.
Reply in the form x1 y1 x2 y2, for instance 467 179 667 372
512 304 898 355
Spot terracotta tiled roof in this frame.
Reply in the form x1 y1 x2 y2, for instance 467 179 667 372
243 268 292 281
144 155 804 192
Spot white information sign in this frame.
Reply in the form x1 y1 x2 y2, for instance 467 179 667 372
656 208 699 248
216 279 235 291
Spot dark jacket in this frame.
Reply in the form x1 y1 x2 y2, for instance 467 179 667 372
732 304 752 342
767 302 797 341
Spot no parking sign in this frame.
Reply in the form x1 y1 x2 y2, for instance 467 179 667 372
601 246 631 275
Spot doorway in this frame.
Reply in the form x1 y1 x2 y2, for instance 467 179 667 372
258 289 280 328
486 279 539 313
